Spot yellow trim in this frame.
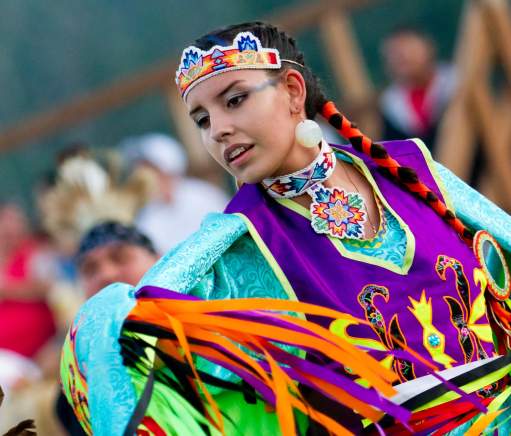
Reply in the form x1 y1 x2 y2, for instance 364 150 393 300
411 138 455 212
233 212 300 305
330 318 387 351
234 212 307 363
277 150 416 275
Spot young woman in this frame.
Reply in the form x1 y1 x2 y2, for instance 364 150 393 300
61 22 511 435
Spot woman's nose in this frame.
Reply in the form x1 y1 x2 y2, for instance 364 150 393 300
210 113 234 143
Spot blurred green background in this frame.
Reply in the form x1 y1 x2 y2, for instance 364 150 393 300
0 0 464 215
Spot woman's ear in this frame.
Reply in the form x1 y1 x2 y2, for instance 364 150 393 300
282 69 307 116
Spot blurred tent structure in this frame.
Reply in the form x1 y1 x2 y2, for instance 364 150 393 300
435 0 511 209
1 0 511 209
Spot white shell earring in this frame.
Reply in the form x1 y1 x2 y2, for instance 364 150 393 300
295 119 323 148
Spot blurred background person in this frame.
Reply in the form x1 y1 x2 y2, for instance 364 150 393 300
75 221 159 298
379 26 457 154
0 146 158 434
122 133 230 254
0 201 56 391
0 201 60 434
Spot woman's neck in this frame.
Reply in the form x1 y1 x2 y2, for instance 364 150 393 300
291 157 381 240
270 143 320 178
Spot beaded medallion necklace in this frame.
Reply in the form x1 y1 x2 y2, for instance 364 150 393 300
262 141 375 240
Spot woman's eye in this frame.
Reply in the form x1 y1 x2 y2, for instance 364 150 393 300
227 93 247 108
195 115 210 129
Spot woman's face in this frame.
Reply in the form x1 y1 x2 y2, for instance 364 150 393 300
185 69 310 184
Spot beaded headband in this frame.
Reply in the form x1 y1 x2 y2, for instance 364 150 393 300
176 31 301 99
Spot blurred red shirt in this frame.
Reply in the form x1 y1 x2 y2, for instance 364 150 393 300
0 238 56 358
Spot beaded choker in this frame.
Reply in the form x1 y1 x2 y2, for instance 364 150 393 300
262 142 370 240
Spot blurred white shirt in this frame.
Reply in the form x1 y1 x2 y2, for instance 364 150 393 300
136 178 230 255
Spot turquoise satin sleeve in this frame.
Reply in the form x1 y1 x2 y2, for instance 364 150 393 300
73 283 138 434
137 212 288 301
137 213 248 292
67 213 290 432
136 212 292 388
435 162 511 253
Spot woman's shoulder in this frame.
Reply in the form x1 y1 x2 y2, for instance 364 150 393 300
136 212 249 292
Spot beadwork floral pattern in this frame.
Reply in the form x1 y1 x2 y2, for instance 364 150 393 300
310 186 366 239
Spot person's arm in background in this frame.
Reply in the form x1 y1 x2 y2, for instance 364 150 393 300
0 246 56 301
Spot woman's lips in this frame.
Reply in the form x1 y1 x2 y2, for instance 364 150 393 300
224 144 254 167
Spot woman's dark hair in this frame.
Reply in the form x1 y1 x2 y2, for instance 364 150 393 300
193 21 326 120
192 22 473 242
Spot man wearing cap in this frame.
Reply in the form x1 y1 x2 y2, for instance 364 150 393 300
75 221 159 298
56 221 159 434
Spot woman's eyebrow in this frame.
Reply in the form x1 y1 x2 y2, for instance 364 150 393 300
218 79 245 99
188 80 245 117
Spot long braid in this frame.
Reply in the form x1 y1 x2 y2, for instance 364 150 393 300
321 101 474 243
